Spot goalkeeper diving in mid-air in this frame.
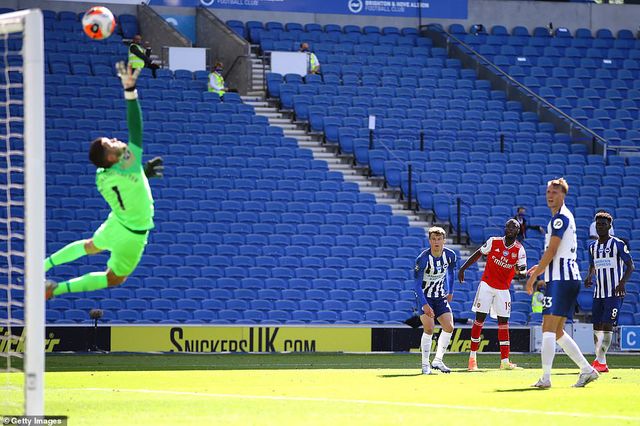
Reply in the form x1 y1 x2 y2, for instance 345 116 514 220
45 62 163 300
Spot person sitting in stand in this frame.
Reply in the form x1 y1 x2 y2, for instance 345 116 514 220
299 42 320 74
128 34 159 78
531 280 545 314
514 206 544 242
208 62 228 97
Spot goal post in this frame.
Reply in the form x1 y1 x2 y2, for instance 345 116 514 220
23 8 45 416
0 8 45 416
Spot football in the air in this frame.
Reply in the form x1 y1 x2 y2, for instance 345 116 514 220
82 6 116 40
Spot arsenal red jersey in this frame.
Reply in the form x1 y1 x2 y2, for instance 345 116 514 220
479 237 527 290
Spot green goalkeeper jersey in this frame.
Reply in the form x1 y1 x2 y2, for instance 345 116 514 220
95 98 154 231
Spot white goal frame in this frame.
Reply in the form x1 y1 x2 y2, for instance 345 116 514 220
0 9 45 416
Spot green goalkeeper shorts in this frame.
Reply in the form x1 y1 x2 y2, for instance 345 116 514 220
92 216 149 277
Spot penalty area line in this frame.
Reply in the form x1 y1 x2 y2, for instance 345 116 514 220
59 387 639 422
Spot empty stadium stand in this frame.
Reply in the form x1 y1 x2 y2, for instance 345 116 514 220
0 9 638 326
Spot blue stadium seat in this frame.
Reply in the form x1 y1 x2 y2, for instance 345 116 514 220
142 310 166 322
577 291 593 312
40 15 640 326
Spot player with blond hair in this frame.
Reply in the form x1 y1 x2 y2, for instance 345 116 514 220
526 178 599 388
414 226 457 375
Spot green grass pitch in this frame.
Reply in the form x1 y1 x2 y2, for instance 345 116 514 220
3 353 640 425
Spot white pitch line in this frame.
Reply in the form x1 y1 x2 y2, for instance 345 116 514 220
59 387 640 422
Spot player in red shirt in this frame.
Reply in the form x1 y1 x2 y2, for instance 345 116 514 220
458 219 527 371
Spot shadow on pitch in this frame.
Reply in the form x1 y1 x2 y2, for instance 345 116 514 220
455 369 490 374
378 373 424 378
494 388 547 393
378 369 490 378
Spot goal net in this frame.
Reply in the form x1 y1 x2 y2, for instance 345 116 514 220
0 9 45 416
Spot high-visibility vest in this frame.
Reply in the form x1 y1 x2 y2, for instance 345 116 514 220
208 72 225 96
531 291 544 313
308 52 319 73
128 43 145 69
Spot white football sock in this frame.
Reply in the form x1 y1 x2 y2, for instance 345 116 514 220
421 332 432 366
557 333 592 373
597 331 613 364
434 330 452 362
541 331 556 381
469 350 477 360
593 330 604 361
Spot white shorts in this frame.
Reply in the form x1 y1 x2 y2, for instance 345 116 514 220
471 281 511 318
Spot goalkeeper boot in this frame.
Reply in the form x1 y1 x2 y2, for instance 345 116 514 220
572 368 599 388
45 280 58 301
468 357 479 372
531 377 551 389
431 359 451 373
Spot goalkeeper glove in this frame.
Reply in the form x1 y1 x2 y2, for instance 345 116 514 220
115 61 141 99
144 156 164 179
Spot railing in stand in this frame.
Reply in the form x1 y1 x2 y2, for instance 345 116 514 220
407 164 413 211
225 53 249 81
424 24 612 159
456 197 461 245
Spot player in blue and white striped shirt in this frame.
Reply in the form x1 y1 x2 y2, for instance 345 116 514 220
526 178 598 388
585 211 635 373
414 226 457 375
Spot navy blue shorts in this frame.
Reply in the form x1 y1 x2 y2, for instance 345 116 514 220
426 296 452 318
592 297 623 326
542 280 580 317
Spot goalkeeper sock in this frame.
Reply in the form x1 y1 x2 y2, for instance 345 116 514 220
557 332 592 374
541 331 556 381
45 240 87 272
597 331 612 364
53 272 108 296
434 330 453 362
421 332 432 367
